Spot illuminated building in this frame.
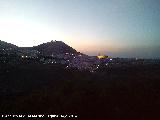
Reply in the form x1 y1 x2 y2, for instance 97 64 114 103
97 53 108 59
97 55 108 59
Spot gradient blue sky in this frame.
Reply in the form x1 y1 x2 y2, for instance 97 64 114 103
0 0 160 58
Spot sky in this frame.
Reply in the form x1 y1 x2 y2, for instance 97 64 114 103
0 0 160 58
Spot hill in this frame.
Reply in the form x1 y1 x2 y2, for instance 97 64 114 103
33 40 77 56
0 40 18 50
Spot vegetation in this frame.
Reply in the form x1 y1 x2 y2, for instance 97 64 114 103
0 62 160 119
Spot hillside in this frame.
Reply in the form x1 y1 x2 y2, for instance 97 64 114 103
33 40 77 56
0 40 78 56
0 40 18 50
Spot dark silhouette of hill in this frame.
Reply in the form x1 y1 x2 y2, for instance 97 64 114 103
0 40 79 56
33 40 77 56
0 40 18 50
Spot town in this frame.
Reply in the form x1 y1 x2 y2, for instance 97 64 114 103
1 40 160 73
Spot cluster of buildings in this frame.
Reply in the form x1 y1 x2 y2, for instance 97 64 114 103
36 53 111 72
38 53 99 70
1 46 160 72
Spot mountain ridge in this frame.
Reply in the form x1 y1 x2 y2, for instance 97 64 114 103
0 40 18 49
33 40 77 56
0 40 78 56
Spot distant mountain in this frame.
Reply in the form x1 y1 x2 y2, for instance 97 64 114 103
0 40 18 50
0 40 79 57
33 40 77 56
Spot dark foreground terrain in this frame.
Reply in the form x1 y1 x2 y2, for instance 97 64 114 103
0 63 160 120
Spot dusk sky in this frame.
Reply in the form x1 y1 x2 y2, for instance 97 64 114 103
0 0 160 58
